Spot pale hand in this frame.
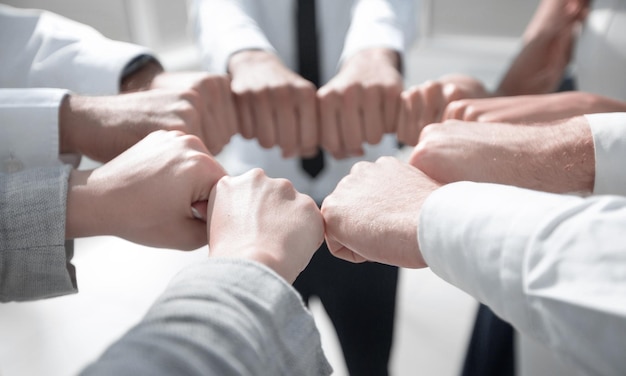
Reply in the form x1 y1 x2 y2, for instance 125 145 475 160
398 74 489 146
206 169 324 283
66 130 227 250
228 50 318 158
321 157 439 268
443 91 626 123
150 72 238 155
410 117 595 194
60 89 211 162
318 48 403 159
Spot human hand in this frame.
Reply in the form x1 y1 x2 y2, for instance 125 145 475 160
228 50 318 158
321 157 440 268
318 48 403 159
60 89 227 162
443 91 626 123
497 0 589 95
409 117 595 194
150 71 238 154
398 74 489 146
206 169 324 283
66 130 227 250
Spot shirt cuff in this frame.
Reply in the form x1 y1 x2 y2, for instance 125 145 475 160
586 112 626 196
418 182 580 336
0 88 69 172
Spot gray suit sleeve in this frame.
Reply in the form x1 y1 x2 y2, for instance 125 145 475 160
0 165 77 302
81 258 332 376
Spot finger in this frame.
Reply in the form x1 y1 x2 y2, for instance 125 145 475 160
218 77 239 139
382 85 401 134
297 84 319 157
273 87 298 158
254 91 277 149
398 88 422 146
325 236 368 263
422 81 446 125
339 86 364 156
443 100 467 121
318 90 343 158
362 88 385 145
235 91 255 139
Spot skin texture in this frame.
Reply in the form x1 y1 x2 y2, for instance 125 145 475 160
442 91 626 123
497 0 589 96
318 48 403 159
59 86 234 162
321 156 440 268
228 50 319 158
66 130 226 250
409 116 595 194
227 47 403 159
397 0 590 142
397 74 489 146
150 72 238 154
206 169 324 283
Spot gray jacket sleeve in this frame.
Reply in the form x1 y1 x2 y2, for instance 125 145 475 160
81 258 333 376
0 165 77 302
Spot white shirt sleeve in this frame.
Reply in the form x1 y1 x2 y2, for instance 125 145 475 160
586 112 626 196
419 181 626 376
341 0 418 63
190 0 275 73
0 88 70 172
0 4 153 95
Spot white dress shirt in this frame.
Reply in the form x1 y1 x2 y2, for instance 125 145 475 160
0 4 152 173
574 0 626 101
419 112 626 375
191 0 418 201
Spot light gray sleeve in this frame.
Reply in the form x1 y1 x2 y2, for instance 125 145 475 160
0 165 77 302
81 259 333 376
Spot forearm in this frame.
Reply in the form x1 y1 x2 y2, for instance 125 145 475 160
81 259 332 375
420 182 626 375
0 166 77 302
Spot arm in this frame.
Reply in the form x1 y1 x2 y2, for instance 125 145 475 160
0 4 154 95
1 131 225 302
319 0 417 158
420 181 626 376
81 169 332 375
322 157 626 375
496 0 589 96
409 112 626 196
0 165 76 302
191 0 318 158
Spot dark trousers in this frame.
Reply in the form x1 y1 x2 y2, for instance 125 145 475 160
461 304 515 376
294 241 399 376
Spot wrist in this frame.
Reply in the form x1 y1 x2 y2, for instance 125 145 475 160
346 48 402 72
539 117 595 194
66 169 103 239
228 49 277 75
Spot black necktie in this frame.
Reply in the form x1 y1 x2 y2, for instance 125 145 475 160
297 0 325 178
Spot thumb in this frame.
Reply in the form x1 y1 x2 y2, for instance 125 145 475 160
325 236 368 263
